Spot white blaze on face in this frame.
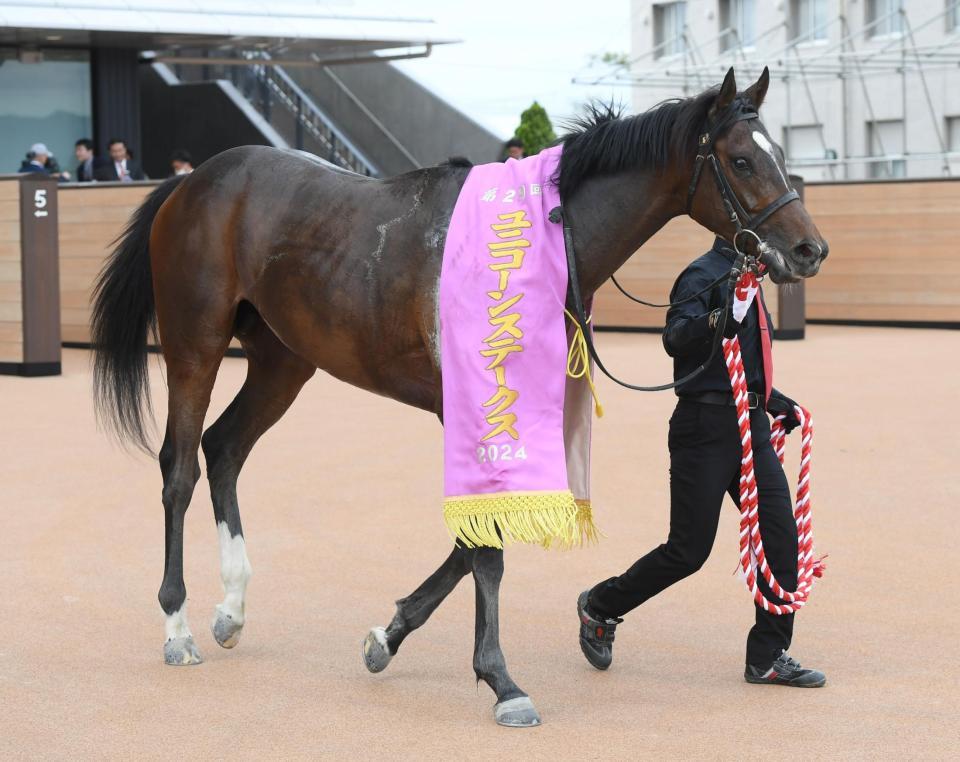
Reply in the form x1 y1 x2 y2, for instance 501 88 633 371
751 130 790 191
217 522 252 623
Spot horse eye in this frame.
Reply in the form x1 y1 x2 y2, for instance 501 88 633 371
733 158 750 172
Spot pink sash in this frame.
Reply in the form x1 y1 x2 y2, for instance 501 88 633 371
439 146 598 548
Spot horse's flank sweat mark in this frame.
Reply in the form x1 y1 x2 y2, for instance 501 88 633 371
370 180 426 270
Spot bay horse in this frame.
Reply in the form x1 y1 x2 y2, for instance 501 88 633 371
91 68 827 727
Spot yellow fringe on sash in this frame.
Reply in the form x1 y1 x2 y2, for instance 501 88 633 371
573 499 602 546
444 490 599 550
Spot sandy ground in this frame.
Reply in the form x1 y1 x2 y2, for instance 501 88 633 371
1 327 958 760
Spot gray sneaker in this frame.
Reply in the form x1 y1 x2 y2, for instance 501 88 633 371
745 650 826 687
577 590 622 670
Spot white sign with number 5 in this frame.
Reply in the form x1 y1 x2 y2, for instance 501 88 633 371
33 188 48 218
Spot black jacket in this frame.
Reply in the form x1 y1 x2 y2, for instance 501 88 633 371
76 157 108 182
94 159 146 182
17 161 47 174
663 238 772 397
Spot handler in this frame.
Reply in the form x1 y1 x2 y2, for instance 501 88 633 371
577 237 825 687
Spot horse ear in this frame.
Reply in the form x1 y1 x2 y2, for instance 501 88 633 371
744 66 770 110
711 67 737 120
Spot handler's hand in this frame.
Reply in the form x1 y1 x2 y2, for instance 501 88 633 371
709 307 740 339
767 388 800 433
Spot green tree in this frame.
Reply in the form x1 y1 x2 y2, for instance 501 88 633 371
513 101 557 157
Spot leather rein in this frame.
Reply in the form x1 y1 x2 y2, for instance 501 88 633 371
555 102 801 393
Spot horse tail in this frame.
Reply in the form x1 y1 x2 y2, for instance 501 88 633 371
91 174 187 454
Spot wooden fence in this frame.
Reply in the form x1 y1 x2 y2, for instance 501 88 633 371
59 182 157 344
52 178 960 350
593 179 960 329
0 178 22 362
802 180 960 324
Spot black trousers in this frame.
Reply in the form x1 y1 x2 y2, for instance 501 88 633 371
589 399 799 667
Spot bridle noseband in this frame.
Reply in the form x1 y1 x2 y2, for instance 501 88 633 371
685 103 800 253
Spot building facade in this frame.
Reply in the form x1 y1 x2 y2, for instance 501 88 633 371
628 0 960 180
0 1 502 178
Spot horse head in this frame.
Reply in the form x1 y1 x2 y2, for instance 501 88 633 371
687 67 828 284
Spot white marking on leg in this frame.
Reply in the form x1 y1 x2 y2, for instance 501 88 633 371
751 131 790 191
165 604 193 642
216 521 252 625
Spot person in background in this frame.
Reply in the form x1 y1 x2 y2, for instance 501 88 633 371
95 138 145 182
74 138 103 182
18 143 71 180
18 143 49 174
170 149 194 175
504 137 525 161
46 152 70 181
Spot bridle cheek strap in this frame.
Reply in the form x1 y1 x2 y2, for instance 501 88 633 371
686 109 800 238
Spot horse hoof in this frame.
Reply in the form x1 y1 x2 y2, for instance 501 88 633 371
494 696 541 728
362 627 392 673
212 608 244 649
164 635 203 666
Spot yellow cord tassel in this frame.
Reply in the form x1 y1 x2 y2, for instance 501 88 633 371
444 491 598 550
565 309 604 418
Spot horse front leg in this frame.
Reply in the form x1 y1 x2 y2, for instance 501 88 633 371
363 544 471 672
471 547 541 727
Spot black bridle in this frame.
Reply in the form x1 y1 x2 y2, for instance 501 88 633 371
556 101 799 393
684 104 799 246
609 103 800 308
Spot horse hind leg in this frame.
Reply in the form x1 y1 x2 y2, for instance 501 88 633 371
363 544 471 672
159 341 231 666
201 305 315 650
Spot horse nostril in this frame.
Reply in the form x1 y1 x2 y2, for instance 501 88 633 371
819 240 829 260
793 240 822 259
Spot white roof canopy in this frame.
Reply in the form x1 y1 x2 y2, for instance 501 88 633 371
0 1 456 56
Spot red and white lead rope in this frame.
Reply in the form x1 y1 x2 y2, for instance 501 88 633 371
721 298 825 616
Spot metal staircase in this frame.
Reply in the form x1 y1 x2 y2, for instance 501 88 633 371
227 55 379 176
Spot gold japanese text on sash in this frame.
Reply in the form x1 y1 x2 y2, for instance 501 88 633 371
442 210 594 550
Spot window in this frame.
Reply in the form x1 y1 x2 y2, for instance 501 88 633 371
948 1 960 33
654 2 687 59
719 0 756 52
791 0 828 42
784 125 834 181
947 116 960 151
783 125 825 161
0 49 92 174
867 0 903 38
868 120 905 178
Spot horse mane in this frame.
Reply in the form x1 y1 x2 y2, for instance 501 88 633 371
555 89 720 201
